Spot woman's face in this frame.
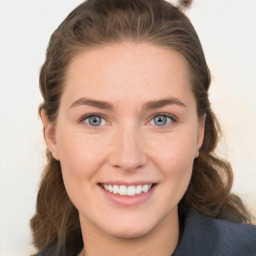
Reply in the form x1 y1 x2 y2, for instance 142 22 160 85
44 43 205 238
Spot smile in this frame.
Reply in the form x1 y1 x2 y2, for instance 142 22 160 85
101 184 153 196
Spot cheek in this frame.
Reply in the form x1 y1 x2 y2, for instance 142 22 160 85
158 141 195 185
56 131 111 208
145 132 196 211
58 130 107 167
56 129 111 193
147 128 198 173
146 127 197 201
151 134 196 207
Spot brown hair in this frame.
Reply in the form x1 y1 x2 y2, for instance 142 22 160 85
31 0 253 254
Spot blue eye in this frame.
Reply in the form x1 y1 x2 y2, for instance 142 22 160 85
88 116 102 126
84 115 107 127
151 114 174 126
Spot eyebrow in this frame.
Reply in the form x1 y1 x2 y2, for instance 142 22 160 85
69 97 186 111
70 98 114 110
142 97 186 111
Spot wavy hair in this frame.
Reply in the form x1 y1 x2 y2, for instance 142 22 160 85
31 0 253 254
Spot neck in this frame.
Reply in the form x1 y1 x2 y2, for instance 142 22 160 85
79 209 179 256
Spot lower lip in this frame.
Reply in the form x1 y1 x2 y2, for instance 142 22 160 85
99 185 157 207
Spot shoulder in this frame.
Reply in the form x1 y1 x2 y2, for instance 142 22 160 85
173 210 256 256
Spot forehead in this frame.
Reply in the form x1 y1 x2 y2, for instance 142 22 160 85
63 42 192 107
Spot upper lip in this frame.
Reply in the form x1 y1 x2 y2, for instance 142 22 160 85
98 181 157 186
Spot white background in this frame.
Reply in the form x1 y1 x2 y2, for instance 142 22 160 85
0 0 255 255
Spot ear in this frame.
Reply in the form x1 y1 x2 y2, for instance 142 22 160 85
195 115 205 158
41 109 60 160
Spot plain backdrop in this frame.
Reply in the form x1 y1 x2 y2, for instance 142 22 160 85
0 0 255 255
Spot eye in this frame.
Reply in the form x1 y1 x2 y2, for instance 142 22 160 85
82 114 107 127
149 114 175 126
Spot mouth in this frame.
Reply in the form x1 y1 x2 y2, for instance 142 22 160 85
99 183 156 196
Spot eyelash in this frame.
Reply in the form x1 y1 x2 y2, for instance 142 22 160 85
79 112 177 130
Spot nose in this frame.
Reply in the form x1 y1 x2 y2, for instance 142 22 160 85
108 125 147 171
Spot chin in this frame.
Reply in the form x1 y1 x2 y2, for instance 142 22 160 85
103 220 155 239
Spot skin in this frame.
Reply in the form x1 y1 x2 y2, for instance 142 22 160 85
42 42 205 256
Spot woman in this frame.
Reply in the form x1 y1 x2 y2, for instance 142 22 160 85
30 0 256 255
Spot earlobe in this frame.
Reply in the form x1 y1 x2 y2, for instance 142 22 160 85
40 109 59 160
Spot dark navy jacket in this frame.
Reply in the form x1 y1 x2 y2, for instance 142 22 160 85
172 211 256 256
34 210 256 256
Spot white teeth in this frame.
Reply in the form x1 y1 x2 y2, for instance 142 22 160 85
113 185 119 194
142 184 149 193
102 184 153 196
127 186 136 196
108 185 113 193
119 185 127 195
136 185 143 195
